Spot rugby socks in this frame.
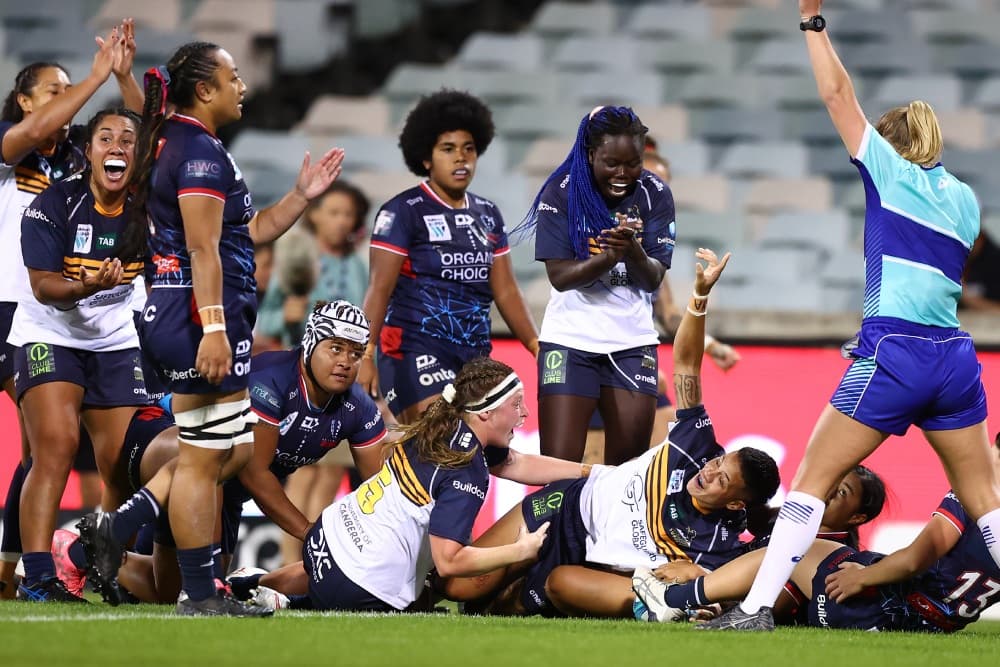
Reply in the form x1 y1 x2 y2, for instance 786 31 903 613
977 507 1000 570
741 491 825 614
177 545 217 602
68 540 88 570
665 577 709 610
111 488 161 545
1 460 29 560
21 552 55 587
211 543 224 580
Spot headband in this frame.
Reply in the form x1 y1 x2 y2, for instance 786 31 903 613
443 372 523 414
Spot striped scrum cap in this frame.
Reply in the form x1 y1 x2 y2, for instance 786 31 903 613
302 300 370 360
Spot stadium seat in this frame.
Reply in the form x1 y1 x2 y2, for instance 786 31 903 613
90 0 182 31
677 74 762 109
911 9 1000 44
557 71 664 108
275 0 347 71
747 38 812 75
742 177 833 214
455 32 545 71
717 142 809 179
306 134 405 174
354 0 420 39
676 212 747 251
518 138 574 179
720 245 821 284
931 43 1000 81
622 4 712 40
724 7 790 44
808 146 859 183
689 109 784 145
716 279 824 313
229 129 312 173
0 0 79 30
936 109 988 150
657 141 711 177
942 149 1000 190
632 105 689 143
296 96 392 137
529 2 618 39
840 41 932 77
782 109 844 146
552 36 639 72
869 75 962 113
189 0 277 34
670 175 731 214
637 39 735 76
757 210 851 260
971 77 1000 112
823 9 911 43
346 170 420 212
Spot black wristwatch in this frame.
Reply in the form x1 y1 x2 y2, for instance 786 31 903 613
800 14 826 32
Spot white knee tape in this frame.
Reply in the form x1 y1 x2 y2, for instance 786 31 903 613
175 398 254 450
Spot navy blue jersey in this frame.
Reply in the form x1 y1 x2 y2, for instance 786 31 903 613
534 169 675 268
908 492 1000 629
370 182 509 353
146 114 256 293
247 348 387 479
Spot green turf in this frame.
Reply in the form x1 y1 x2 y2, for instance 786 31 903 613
1 601 999 667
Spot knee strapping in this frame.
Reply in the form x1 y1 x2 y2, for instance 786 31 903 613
174 399 257 450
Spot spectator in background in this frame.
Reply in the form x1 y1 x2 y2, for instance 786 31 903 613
960 230 1000 312
257 182 371 347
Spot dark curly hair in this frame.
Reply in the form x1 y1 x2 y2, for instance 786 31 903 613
398 89 494 177
735 447 780 507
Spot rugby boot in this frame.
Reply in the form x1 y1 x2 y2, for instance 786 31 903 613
76 512 125 605
695 604 775 631
51 529 87 597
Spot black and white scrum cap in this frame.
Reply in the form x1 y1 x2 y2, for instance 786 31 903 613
302 300 370 359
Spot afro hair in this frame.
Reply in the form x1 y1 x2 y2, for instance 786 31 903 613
398 89 495 177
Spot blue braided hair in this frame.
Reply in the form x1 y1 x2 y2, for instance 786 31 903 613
511 106 647 259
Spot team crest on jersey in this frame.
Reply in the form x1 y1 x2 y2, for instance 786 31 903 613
74 224 93 253
320 420 342 448
667 469 685 494
279 411 299 436
669 526 697 548
423 214 451 242
374 210 395 235
415 354 438 371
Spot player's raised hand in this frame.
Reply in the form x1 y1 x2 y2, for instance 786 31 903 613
91 25 121 82
295 148 345 201
693 247 731 296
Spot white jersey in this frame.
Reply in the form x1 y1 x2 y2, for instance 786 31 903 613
8 174 141 351
579 405 749 571
0 122 87 304
321 423 501 609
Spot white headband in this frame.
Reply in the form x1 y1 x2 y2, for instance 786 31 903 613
442 372 522 414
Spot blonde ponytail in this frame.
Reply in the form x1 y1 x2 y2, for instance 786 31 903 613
875 100 943 167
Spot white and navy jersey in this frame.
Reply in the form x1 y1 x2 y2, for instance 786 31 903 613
579 405 746 571
904 491 1000 630
247 349 387 479
534 170 675 354
0 122 87 303
853 123 979 328
10 173 143 351
321 421 509 609
370 182 509 353
146 115 256 294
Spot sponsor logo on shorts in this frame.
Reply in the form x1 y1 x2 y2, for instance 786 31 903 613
815 594 828 626
641 350 656 369
419 368 455 387
27 343 55 378
166 367 200 381
541 350 567 385
530 490 564 519
634 374 655 384
423 214 451 242
307 526 335 580
384 387 396 405
153 254 180 274
415 354 438 372
235 339 252 356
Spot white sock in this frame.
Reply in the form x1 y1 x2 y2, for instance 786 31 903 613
977 507 1000 570
741 491 826 614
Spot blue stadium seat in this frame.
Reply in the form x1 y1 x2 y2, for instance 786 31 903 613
718 142 810 179
455 32 545 71
623 4 711 40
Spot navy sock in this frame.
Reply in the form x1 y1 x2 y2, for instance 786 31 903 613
211 543 224 580
177 545 217 602
22 551 55 586
133 523 155 556
112 488 160 545
229 572 263 600
288 594 313 610
68 539 88 570
1 460 31 557
665 577 709 610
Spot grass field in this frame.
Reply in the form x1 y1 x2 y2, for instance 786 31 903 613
2 600 999 667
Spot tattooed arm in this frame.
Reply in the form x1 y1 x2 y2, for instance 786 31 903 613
672 248 731 410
